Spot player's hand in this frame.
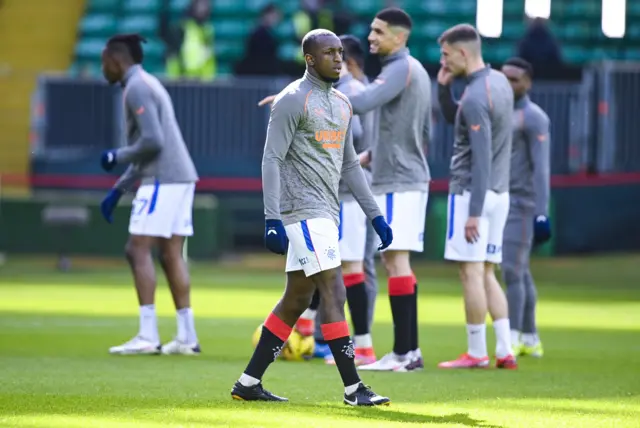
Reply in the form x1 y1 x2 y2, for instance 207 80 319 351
464 217 480 243
100 188 123 224
372 216 393 251
437 66 454 86
533 215 552 245
264 219 288 255
359 151 372 167
100 150 118 172
257 94 277 107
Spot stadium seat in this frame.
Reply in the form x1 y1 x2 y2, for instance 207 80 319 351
626 23 640 40
79 14 117 36
86 0 121 13
274 20 296 40
349 22 369 40
215 40 244 61
349 0 384 17
118 15 159 38
629 2 640 17
213 20 252 40
169 0 190 14
416 22 448 41
278 42 299 61
562 46 589 64
557 23 592 41
142 37 166 60
215 0 267 16
563 2 600 19
501 22 524 39
122 0 161 14
75 38 107 60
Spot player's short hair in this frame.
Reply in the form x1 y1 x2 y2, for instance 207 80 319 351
339 35 365 69
302 29 337 55
106 33 147 64
504 57 534 77
438 24 480 45
375 7 413 31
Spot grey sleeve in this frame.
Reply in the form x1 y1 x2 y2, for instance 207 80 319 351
114 165 143 192
360 110 376 155
438 84 459 124
351 114 363 144
461 95 492 217
525 110 551 216
116 82 164 164
348 60 409 114
262 94 300 220
341 120 383 220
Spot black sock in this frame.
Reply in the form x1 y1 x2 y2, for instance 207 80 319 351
344 273 369 336
309 288 320 310
322 321 361 387
389 276 415 356
411 282 419 352
244 314 290 381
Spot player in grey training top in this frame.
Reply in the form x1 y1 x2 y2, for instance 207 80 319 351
436 24 517 370
350 7 432 374
501 58 551 358
98 34 201 357
232 30 393 407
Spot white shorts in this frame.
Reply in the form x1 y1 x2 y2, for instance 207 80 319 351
374 190 429 252
128 182 195 238
339 200 367 262
285 218 341 277
444 190 510 264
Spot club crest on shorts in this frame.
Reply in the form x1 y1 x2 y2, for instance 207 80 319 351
325 247 337 261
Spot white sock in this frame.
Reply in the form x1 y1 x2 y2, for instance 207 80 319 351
239 373 260 387
494 318 512 358
354 334 372 348
522 333 539 346
412 348 422 359
511 329 521 348
299 308 316 321
466 324 487 358
177 307 198 343
139 304 159 343
345 382 361 395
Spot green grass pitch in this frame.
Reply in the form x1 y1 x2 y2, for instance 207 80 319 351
0 254 639 428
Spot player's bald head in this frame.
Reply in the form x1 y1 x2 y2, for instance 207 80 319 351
302 29 340 56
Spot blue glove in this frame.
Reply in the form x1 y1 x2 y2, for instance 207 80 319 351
100 188 123 223
372 215 393 250
264 219 288 255
533 215 552 245
101 150 118 172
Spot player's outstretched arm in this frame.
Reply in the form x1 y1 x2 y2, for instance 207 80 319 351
463 96 492 218
341 122 382 220
262 93 300 221
116 83 164 164
348 60 409 115
525 109 551 217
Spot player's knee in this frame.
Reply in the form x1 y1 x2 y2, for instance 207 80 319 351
459 262 484 285
124 238 148 263
381 251 411 277
341 260 363 274
501 262 521 287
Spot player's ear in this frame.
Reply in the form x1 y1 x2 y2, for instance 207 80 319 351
305 53 315 66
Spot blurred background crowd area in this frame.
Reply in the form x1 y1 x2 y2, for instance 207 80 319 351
67 0 633 81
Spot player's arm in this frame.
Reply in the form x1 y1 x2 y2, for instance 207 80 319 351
525 109 551 216
115 83 164 164
262 94 300 220
113 165 142 192
348 60 409 115
351 113 363 143
438 84 459 124
462 95 492 218
341 120 383 220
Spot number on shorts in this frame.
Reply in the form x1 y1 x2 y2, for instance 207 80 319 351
132 198 149 216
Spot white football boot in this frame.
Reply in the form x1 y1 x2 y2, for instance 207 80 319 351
161 339 201 355
109 335 161 355
357 352 411 371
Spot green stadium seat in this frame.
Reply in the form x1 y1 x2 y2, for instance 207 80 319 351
213 20 252 40
503 0 524 17
217 61 233 76
274 20 296 40
423 45 441 63
349 0 384 17
626 23 640 40
629 2 640 17
86 0 121 13
501 22 524 39
118 15 159 37
75 38 107 60
277 0 300 15
169 0 190 15
349 22 369 40
142 37 166 60
215 40 244 61
562 46 589 64
79 14 117 36
624 50 640 61
122 0 161 14
215 0 267 16
563 2 600 19
416 22 448 41
557 23 592 41
278 42 299 61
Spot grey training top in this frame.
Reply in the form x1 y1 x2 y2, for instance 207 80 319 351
348 48 431 195
261 71 382 227
114 65 198 192
335 73 375 202
510 95 551 216
450 66 513 217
